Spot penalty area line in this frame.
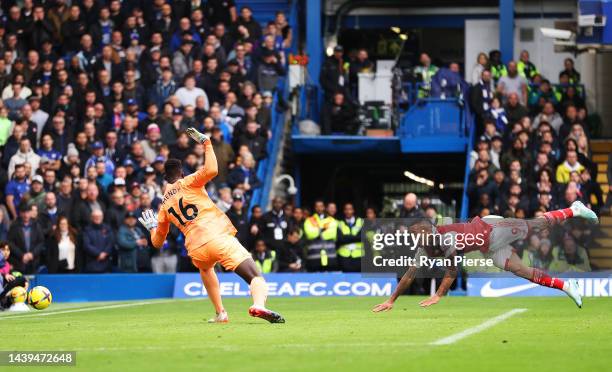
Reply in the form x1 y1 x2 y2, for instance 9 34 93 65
0 299 178 320
430 308 527 346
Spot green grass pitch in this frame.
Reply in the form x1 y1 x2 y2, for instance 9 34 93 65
1 296 611 371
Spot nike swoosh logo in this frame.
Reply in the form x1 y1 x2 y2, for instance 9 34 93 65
480 280 539 297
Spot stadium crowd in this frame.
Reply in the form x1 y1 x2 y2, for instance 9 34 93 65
465 49 596 272
0 0 292 275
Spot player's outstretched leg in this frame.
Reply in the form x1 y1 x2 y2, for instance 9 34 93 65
527 201 598 233
200 268 229 323
234 259 285 323
504 253 582 308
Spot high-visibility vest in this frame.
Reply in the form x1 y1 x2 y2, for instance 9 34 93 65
255 251 276 274
304 214 338 266
517 60 538 80
303 214 338 241
337 218 364 258
490 64 507 82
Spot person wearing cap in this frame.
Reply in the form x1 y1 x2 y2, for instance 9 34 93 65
226 190 250 247
117 210 150 273
22 174 47 211
84 141 115 176
29 96 49 140
140 123 163 163
7 203 45 274
320 44 349 101
59 144 80 179
256 48 285 92
142 166 163 202
94 160 113 191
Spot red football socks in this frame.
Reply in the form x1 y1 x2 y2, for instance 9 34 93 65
531 269 565 290
542 208 573 225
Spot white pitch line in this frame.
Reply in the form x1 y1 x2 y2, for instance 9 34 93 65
430 308 527 346
0 299 177 320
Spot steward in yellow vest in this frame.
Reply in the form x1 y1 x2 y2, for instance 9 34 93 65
252 240 277 274
336 203 364 272
303 200 338 271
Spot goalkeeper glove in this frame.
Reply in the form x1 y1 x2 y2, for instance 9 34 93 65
186 127 209 144
138 209 158 230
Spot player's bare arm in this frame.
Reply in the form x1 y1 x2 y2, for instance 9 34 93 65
419 264 457 307
372 266 417 312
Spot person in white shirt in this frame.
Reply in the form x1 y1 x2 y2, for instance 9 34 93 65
175 73 209 110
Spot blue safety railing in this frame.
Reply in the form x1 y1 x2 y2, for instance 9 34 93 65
397 98 469 139
459 108 476 220
247 0 298 213
249 80 287 212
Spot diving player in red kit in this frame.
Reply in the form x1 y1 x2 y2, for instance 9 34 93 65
373 201 598 311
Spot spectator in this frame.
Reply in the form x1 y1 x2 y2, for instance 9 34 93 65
257 49 285 92
236 121 267 160
521 237 552 270
399 193 425 218
349 48 374 98
259 197 289 252
487 97 508 133
517 50 538 81
151 68 177 109
413 52 438 98
4 82 28 119
235 6 262 42
336 203 363 272
488 50 507 83
322 91 357 135
497 61 528 104
227 152 261 195
226 191 249 246
23 175 45 210
82 209 113 273
8 137 40 178
105 189 127 232
533 102 563 133
216 186 233 212
278 226 303 272
320 45 348 100
175 73 209 109
46 216 78 273
211 127 235 185
5 163 31 220
549 234 590 272
116 212 147 273
252 239 277 273
469 69 494 133
471 52 489 86
504 92 529 125
556 150 584 184
8 203 45 274
71 183 106 230
560 58 580 84
303 200 338 272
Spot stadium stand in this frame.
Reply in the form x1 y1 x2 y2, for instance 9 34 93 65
0 0 606 281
